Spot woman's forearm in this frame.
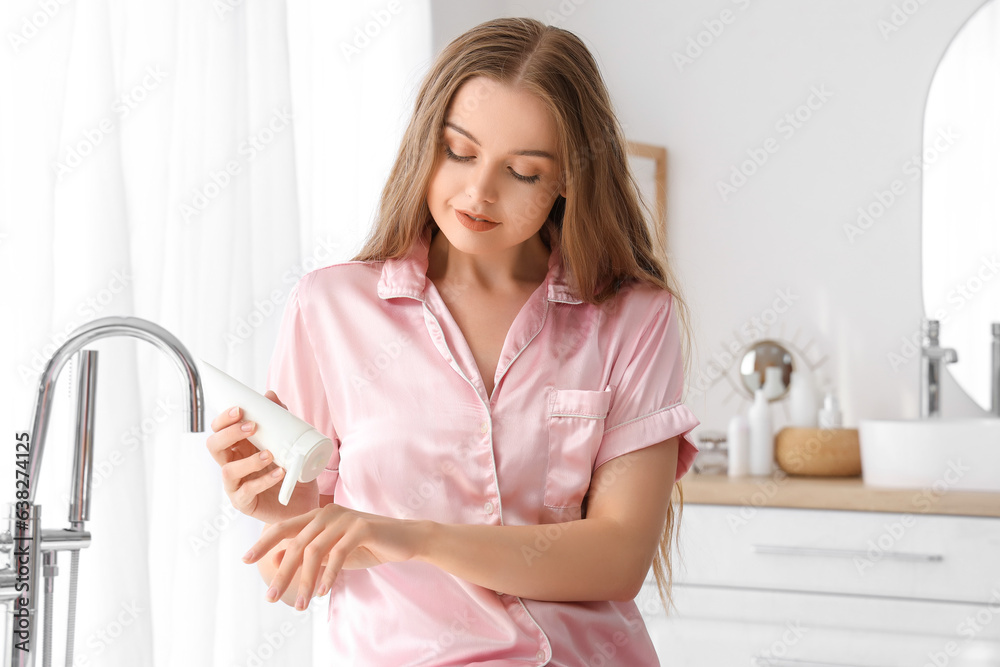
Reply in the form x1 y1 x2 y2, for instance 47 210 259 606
411 518 639 602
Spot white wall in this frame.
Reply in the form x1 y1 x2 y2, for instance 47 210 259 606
431 0 992 437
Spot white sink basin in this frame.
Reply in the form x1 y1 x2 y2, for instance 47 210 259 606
858 418 1000 492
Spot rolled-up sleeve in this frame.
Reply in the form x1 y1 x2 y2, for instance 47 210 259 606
265 274 341 497
594 291 700 481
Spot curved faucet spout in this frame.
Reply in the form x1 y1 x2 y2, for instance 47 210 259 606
26 316 205 505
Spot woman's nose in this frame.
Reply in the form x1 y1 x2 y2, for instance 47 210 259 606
465 162 498 204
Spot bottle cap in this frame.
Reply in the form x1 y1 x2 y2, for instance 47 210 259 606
289 430 335 482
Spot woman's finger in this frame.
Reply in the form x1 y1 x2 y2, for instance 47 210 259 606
220 448 281 497
295 523 352 609
262 511 333 604
315 526 355 598
243 511 316 566
206 420 257 466
209 406 242 433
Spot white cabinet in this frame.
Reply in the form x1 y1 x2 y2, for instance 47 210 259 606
639 505 1000 666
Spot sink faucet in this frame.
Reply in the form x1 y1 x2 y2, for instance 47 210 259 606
1 316 205 667
992 323 1000 418
921 318 958 418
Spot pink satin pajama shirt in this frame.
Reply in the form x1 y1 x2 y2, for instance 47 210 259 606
265 225 700 666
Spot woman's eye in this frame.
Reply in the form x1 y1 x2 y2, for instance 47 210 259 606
444 145 541 185
510 170 540 184
444 146 472 162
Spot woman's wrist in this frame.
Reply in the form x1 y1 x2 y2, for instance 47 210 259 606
410 519 440 563
255 478 319 524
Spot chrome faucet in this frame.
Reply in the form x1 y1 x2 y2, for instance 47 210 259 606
992 323 1000 418
920 318 958 418
1 316 205 667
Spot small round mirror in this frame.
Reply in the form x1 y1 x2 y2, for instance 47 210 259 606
739 339 794 400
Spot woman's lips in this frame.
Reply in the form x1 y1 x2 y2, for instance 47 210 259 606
455 209 500 232
456 209 498 223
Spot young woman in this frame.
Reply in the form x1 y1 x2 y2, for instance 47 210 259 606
206 16 700 666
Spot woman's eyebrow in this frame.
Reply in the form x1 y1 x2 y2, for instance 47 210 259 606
444 120 556 160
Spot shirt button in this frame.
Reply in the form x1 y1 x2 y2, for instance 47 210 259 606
536 649 546 661
479 421 489 434
484 501 494 514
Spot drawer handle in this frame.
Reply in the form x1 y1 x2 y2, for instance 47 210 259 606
750 543 944 562
752 660 863 667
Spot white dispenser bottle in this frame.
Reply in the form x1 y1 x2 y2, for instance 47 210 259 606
727 415 750 477
762 365 785 400
748 389 774 476
198 358 334 506
818 391 843 429
788 370 819 428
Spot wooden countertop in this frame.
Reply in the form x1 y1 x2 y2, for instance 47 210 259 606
681 472 1000 518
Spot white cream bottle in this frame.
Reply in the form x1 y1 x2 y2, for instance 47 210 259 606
748 389 774 476
788 370 819 427
727 414 750 477
198 358 334 505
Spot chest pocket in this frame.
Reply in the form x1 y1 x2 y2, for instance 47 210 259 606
543 386 614 519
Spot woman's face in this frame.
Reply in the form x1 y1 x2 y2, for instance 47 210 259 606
427 76 566 255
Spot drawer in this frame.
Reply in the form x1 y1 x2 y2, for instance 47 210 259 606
649 504 1000 604
637 584 1000 641
644 610 1000 667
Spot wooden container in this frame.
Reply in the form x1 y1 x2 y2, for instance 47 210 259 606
774 427 861 477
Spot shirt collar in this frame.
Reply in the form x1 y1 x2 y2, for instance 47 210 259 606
377 225 584 304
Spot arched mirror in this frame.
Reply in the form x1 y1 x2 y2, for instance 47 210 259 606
922 0 1000 412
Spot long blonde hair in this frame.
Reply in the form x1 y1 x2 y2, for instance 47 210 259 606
352 16 693 615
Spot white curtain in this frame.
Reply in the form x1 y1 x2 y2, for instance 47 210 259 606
0 0 432 664
923 0 1000 413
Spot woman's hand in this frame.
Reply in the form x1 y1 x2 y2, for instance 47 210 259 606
205 390 310 525
241 503 430 610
